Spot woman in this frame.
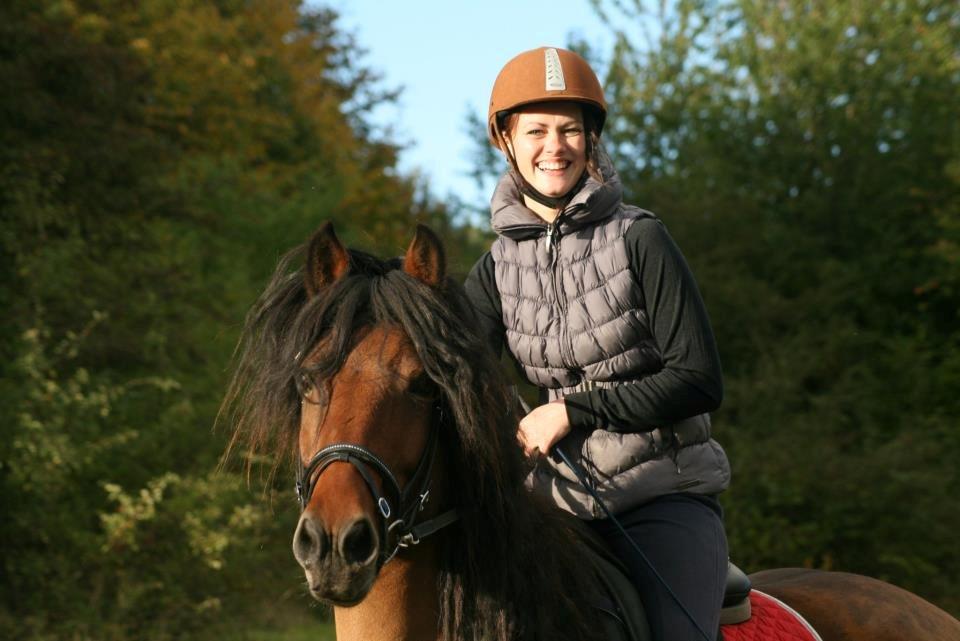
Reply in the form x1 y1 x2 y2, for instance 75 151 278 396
464 46 731 641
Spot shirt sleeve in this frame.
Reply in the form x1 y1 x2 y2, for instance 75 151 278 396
463 251 505 359
563 217 724 432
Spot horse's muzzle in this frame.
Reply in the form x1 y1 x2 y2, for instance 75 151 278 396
292 512 380 604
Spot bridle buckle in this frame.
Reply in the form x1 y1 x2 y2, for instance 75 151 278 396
398 532 420 548
378 497 392 519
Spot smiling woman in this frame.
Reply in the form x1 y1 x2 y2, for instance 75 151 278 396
465 45 732 641
501 103 588 221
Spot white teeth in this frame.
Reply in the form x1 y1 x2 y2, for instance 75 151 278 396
537 161 569 171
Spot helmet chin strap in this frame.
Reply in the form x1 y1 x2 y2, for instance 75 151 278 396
512 169 588 211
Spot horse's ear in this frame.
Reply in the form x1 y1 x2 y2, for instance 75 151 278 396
305 222 350 296
403 224 446 287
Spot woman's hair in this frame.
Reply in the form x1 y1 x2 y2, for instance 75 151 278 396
498 103 604 184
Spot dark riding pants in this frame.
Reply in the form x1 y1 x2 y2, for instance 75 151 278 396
587 493 728 641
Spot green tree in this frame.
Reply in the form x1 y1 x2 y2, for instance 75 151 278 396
590 0 960 612
0 0 457 638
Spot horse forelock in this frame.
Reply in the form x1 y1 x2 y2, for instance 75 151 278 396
222 246 495 465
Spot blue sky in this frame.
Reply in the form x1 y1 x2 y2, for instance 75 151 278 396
329 1 618 211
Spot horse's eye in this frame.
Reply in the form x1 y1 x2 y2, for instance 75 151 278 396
297 371 325 403
408 373 435 399
296 371 312 393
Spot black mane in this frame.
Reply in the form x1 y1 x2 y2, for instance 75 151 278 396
222 240 605 641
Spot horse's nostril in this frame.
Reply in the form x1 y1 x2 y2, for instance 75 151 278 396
293 516 328 566
339 518 377 566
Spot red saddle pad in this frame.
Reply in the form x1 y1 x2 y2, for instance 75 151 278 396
721 590 821 641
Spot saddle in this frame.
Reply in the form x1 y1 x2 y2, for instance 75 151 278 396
569 514 752 641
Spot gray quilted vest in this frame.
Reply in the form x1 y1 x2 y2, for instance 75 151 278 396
490 162 730 519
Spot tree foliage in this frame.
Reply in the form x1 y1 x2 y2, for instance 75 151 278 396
0 1 459 638
5 0 959 636
590 0 960 613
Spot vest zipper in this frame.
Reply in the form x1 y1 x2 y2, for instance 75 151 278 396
547 220 562 300
545 223 556 260
547 218 575 367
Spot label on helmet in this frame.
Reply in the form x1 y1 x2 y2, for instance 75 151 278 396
544 48 566 91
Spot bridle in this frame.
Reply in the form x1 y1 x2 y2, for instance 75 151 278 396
295 401 459 566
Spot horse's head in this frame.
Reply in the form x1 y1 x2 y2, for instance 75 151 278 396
224 223 608 639
290 222 450 605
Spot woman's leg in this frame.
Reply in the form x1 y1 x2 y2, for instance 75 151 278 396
588 494 728 641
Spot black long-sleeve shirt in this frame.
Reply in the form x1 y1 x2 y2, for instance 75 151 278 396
463 217 723 433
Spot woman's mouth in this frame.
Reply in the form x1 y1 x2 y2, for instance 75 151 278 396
536 160 571 174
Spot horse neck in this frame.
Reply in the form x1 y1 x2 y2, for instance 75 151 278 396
333 535 441 641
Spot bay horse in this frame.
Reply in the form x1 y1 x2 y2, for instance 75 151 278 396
222 222 960 641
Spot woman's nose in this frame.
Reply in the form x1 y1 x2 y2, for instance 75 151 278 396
544 130 565 151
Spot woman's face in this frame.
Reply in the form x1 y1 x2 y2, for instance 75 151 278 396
506 102 587 198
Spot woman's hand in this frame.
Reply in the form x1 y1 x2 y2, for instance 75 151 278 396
518 400 571 457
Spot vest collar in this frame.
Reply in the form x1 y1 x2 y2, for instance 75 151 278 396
490 148 624 241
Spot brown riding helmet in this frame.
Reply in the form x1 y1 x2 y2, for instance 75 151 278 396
487 46 607 148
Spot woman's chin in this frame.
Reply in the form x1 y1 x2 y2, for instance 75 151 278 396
532 178 575 198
